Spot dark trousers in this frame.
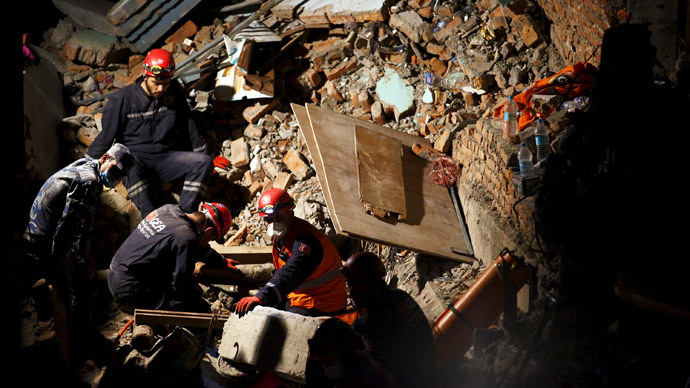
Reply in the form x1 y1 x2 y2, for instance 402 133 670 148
125 150 212 217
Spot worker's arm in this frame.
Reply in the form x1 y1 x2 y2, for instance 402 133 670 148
254 234 324 307
199 245 239 270
87 92 125 159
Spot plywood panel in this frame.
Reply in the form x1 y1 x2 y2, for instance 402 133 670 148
354 125 406 220
290 103 346 235
303 104 472 262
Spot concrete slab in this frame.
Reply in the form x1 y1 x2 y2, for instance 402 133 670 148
219 306 323 384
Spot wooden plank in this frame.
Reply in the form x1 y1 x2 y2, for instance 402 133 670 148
209 243 273 264
290 103 345 235
134 309 228 329
354 125 406 220
304 103 472 261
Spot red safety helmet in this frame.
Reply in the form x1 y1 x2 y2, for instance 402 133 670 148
143 48 175 78
258 188 294 217
200 202 232 240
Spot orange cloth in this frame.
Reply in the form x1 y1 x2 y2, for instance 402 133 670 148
494 62 598 131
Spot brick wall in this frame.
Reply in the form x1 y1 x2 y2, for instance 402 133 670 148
452 117 535 242
535 0 624 65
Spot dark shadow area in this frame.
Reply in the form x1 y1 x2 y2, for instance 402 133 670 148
526 22 690 387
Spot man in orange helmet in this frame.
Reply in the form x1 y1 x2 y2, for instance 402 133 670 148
108 202 238 314
234 188 348 318
87 48 212 218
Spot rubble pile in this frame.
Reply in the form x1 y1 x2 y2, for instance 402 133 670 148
31 0 573 270
19 0 627 386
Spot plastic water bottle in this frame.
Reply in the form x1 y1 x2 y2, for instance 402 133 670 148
518 143 534 177
503 95 518 139
534 119 551 162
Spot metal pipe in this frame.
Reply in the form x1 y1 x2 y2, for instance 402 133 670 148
431 248 531 363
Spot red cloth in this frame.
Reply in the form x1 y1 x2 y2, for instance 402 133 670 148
494 61 598 131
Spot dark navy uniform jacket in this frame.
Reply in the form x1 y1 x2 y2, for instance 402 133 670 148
108 204 224 311
87 76 207 159
24 157 103 267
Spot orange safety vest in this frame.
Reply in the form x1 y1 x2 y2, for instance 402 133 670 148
272 218 348 313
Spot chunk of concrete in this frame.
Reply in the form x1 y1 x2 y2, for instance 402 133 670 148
219 306 324 384
389 11 426 44
375 68 415 121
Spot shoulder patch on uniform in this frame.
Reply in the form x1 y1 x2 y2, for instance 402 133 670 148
146 210 158 221
299 243 311 255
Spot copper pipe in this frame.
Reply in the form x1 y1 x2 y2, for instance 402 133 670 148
432 249 531 363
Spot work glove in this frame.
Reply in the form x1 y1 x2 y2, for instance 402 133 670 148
225 258 240 270
213 156 231 174
234 296 262 317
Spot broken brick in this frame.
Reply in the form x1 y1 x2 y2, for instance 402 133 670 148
243 100 278 124
324 57 358 80
165 20 198 45
273 171 295 191
230 137 250 167
511 14 543 48
371 101 386 125
305 69 323 88
282 149 312 180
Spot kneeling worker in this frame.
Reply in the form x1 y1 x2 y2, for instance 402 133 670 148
108 202 238 314
234 188 347 317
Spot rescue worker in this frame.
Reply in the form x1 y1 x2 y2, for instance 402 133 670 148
22 143 135 360
234 188 348 317
86 48 212 218
342 252 437 388
107 202 238 314
307 317 401 388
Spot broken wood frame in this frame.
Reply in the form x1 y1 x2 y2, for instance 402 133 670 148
134 309 228 329
292 103 473 262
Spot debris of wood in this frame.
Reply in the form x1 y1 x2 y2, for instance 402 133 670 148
354 125 406 221
134 309 228 330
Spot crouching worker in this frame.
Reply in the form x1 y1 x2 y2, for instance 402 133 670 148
233 188 347 318
107 202 239 315
307 317 401 388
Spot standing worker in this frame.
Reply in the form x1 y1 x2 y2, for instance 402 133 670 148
86 48 212 218
22 143 135 358
107 202 239 315
234 188 347 317
342 252 437 388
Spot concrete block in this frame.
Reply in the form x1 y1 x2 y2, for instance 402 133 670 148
389 11 426 43
219 306 324 384
375 68 415 121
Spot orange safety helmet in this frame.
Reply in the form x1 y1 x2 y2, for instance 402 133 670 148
143 48 175 78
200 202 232 240
258 188 295 217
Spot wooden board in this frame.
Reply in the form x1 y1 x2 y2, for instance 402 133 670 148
301 103 472 262
209 243 273 264
291 103 346 235
354 125 406 220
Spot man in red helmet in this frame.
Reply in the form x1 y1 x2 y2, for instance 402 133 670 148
87 48 212 219
107 202 238 314
234 188 348 317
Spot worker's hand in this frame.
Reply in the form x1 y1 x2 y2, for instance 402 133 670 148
234 296 262 317
213 156 231 174
226 258 240 270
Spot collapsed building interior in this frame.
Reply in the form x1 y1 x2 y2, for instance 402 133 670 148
7 0 690 387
